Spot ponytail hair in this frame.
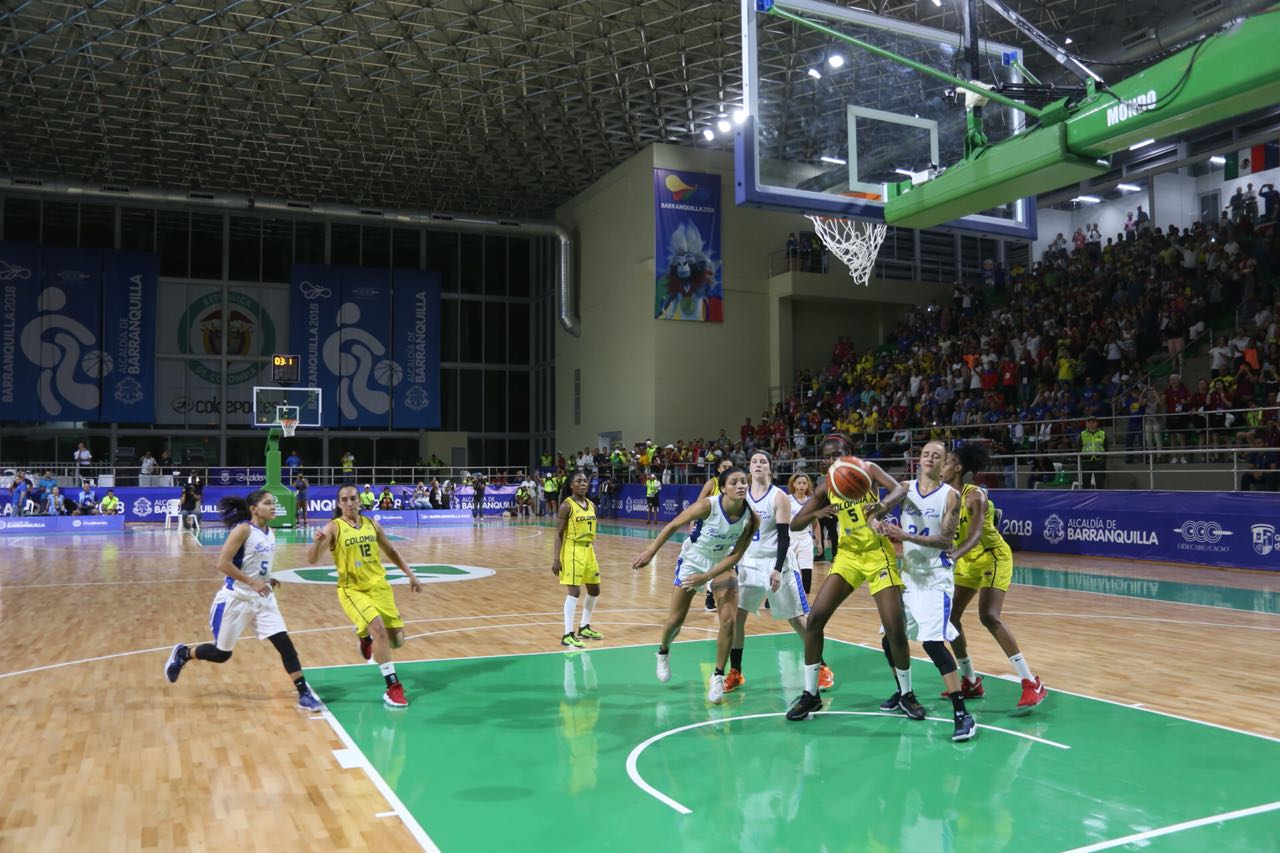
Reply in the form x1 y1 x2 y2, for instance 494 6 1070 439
334 483 360 518
220 488 271 528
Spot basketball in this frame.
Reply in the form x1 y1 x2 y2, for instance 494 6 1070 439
827 456 872 502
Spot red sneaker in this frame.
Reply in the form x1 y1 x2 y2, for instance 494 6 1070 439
359 635 373 662
940 675 985 699
818 665 834 690
1014 677 1047 714
383 682 409 708
723 668 745 692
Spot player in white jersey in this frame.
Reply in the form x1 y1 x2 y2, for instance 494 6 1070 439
879 441 976 741
786 473 820 594
633 466 757 704
723 451 817 693
164 489 322 711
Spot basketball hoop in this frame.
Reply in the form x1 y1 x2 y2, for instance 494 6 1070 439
280 418 298 438
806 215 887 287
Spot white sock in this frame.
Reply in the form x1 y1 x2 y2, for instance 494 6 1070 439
563 596 578 635
1009 652 1034 681
580 594 598 629
804 663 820 694
895 667 912 695
957 656 976 680
379 662 395 678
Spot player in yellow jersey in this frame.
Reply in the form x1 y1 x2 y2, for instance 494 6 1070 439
552 471 603 649
786 433 923 722
695 456 734 612
941 444 1047 714
307 484 422 708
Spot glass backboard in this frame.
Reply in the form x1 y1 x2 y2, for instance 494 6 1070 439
252 386 323 428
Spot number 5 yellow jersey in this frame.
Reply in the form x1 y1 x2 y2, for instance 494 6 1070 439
332 515 385 590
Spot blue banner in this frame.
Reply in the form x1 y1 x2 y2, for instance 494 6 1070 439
0 242 40 421
29 247 103 419
289 264 343 427
336 266 393 427
100 251 157 422
0 515 124 535
654 169 723 322
990 489 1280 571
390 268 441 428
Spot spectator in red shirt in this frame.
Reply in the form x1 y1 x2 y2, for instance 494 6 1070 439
740 418 753 443
1163 374 1191 463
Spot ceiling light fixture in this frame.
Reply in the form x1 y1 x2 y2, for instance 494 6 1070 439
828 54 845 68
702 128 715 141
808 68 822 79
820 156 847 165
717 119 732 133
733 108 748 124
1073 195 1102 204
1129 139 1155 150
1209 155 1226 165
1117 183 1141 192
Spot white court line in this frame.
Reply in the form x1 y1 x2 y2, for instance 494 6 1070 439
828 638 1280 746
2 577 224 589
374 811 397 819
1061 800 1280 852
313 705 440 852
402 621 716 643
626 710 1070 814
1004 610 1280 632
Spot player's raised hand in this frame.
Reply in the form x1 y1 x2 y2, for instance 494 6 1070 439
311 527 328 544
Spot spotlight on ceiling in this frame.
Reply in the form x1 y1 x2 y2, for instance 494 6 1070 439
828 54 845 68
1072 195 1101 204
733 108 748 124
1117 183 1141 192
808 68 822 79
702 128 715 141
717 119 732 133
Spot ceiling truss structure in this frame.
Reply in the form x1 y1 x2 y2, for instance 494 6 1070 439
1 0 1170 218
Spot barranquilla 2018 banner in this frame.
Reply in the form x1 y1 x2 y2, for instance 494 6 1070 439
653 169 723 322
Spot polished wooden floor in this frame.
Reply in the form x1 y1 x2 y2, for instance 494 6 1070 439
1 519 1277 851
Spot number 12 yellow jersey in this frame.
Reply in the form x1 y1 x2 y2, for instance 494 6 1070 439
332 515 385 590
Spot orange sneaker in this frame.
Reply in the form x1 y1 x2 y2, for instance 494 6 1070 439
723 668 745 692
818 665 834 690
1014 677 1046 715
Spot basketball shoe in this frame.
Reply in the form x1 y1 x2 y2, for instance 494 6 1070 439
818 664 834 690
560 632 586 649
656 652 671 683
723 668 745 692
898 692 926 720
577 625 603 640
1014 677 1047 714
383 683 409 708
952 712 977 742
359 635 373 662
786 690 823 721
164 644 189 683
297 689 323 712
707 672 725 704
940 675 984 699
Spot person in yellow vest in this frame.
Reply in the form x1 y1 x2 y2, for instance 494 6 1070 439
98 489 121 515
941 444 1047 714
551 471 603 649
341 451 355 478
359 483 376 510
1079 415 1108 489
307 484 422 707
645 472 661 525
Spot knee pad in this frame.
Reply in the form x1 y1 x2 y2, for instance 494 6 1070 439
268 632 301 673
195 643 232 664
923 641 957 675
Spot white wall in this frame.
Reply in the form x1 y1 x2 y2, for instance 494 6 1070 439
1196 163 1280 218
1033 208 1073 259
1152 172 1198 231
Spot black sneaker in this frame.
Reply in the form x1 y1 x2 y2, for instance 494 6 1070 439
879 690 902 712
703 591 716 612
952 712 977 742
164 644 189 683
786 690 823 721
899 691 927 720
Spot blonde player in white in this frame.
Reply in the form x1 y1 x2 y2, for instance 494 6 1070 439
786 473 821 594
723 451 816 693
632 466 757 704
879 441 976 741
163 489 322 711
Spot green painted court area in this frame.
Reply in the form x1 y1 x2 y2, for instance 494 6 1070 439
305 634 1280 852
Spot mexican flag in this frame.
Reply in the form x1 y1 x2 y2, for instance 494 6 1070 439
1225 141 1280 180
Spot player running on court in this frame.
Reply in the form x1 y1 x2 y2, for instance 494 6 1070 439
940 444 1047 713
724 450 825 693
786 433 916 721
307 484 422 708
552 471 604 649
632 466 758 704
879 441 977 741
164 490 322 711
695 456 735 613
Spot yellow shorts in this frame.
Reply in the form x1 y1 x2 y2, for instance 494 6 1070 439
830 540 902 596
338 583 404 636
560 543 601 586
954 544 1014 591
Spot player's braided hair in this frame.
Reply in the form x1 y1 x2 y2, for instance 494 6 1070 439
219 489 271 528
955 443 991 477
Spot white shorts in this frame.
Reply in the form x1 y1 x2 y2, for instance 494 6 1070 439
209 588 287 652
901 586 959 643
672 553 740 593
736 555 811 621
789 538 814 572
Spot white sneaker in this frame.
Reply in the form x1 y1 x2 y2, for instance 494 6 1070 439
708 672 725 704
656 652 671 683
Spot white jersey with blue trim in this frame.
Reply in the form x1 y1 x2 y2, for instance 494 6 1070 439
225 522 277 599
899 479 956 590
744 483 782 559
677 495 752 571
788 494 813 548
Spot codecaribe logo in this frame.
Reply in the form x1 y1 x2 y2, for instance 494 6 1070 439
272 563 495 585
1043 513 1065 545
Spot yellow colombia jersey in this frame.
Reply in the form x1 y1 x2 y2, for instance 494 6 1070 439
563 498 597 545
832 491 888 553
708 478 720 497
955 483 1007 556
332 515 385 589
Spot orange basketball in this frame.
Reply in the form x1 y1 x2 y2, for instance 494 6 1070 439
827 456 872 502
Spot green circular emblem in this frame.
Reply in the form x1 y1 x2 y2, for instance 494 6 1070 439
176 290 277 384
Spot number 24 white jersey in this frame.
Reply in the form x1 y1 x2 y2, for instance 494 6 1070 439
899 480 955 589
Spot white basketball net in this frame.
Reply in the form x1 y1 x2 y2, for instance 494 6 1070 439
280 418 298 438
806 215 887 287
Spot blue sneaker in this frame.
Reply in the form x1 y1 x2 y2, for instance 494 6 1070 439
297 689 323 711
165 644 189 683
953 712 977 742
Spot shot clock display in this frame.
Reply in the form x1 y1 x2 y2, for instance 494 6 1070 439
271 353 300 384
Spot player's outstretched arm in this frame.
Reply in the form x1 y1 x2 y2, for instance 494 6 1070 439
633 498 711 570
866 462 906 518
373 519 421 592
306 521 337 564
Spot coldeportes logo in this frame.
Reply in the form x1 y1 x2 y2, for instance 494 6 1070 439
1174 521 1233 544
1043 513 1065 545
176 290 276 384
1252 523 1278 556
273 563 495 586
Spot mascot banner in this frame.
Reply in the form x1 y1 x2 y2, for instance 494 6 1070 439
654 169 723 322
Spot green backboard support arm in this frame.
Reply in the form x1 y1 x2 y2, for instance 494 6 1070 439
263 426 297 529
